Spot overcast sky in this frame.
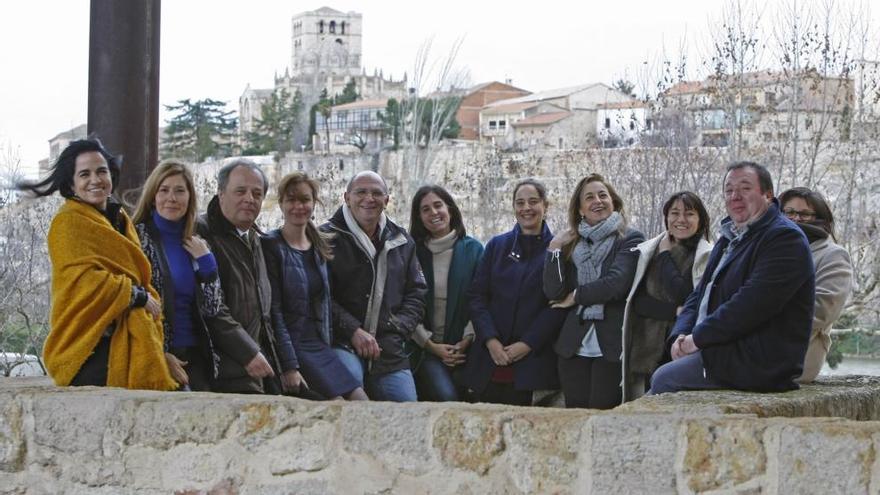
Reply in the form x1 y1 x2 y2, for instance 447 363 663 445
1 1 874 176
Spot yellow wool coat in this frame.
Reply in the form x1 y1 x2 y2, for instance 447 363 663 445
44 198 176 390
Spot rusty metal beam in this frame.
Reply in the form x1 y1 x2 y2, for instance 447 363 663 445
87 0 161 199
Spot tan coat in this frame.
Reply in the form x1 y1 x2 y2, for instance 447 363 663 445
797 237 853 383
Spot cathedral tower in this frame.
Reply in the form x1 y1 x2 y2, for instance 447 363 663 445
291 7 362 79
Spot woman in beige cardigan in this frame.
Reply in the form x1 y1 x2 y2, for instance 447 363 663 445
779 187 853 383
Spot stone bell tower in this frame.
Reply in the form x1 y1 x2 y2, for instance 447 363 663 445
291 7 362 80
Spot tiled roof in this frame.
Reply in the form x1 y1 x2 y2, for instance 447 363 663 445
597 100 649 109
511 111 571 126
481 102 538 114
486 83 606 106
332 98 389 110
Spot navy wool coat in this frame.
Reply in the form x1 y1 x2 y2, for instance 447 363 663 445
669 201 815 392
463 223 567 394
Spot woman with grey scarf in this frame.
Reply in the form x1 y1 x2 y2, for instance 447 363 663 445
543 174 644 409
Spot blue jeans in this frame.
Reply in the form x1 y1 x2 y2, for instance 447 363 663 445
414 354 459 402
648 352 726 395
333 347 417 402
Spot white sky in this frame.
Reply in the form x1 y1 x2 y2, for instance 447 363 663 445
1 1 875 176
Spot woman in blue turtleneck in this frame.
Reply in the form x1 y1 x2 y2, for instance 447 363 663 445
132 160 223 391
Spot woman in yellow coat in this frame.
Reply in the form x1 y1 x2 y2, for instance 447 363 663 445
17 138 176 390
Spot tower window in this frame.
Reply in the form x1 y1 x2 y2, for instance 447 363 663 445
341 21 346 34
318 20 324 33
329 21 336 34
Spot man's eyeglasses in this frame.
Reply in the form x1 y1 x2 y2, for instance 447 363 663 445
783 208 817 221
351 188 386 199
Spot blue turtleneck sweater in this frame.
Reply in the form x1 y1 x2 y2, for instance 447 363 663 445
152 210 217 348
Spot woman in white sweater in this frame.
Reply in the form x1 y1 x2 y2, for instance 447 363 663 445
408 185 484 401
779 187 853 383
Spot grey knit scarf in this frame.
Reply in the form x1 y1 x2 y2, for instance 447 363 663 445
574 211 622 320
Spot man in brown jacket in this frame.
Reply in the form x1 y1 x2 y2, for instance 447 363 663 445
197 159 276 393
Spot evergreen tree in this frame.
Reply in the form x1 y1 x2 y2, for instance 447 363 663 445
378 98 402 150
613 79 636 98
338 78 359 105
163 98 237 162
244 88 303 155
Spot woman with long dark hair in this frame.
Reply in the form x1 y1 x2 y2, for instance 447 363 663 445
464 178 566 406
131 160 223 391
408 185 483 401
779 187 853 383
17 138 175 390
262 172 367 400
620 191 713 402
544 173 644 409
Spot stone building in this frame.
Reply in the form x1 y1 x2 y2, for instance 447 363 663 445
480 83 636 149
478 101 565 147
239 7 407 150
314 98 390 153
659 69 855 147
40 124 87 176
455 81 531 140
596 100 653 148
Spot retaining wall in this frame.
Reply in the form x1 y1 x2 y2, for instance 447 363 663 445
2 376 880 494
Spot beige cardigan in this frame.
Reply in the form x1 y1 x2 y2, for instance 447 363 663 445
797 236 853 383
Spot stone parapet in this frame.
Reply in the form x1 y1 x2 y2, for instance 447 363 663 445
2 376 880 494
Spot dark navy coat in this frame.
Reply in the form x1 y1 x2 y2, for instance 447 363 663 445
669 201 815 392
464 223 567 394
261 229 332 372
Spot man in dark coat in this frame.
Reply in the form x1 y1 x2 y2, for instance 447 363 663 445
196 160 276 394
650 161 815 393
321 171 427 401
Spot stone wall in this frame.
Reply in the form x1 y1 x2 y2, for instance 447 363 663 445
3 376 880 494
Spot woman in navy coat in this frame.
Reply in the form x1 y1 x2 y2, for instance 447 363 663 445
263 172 367 400
463 178 567 405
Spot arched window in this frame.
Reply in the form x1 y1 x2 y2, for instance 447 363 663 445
329 21 336 34
341 21 346 34
318 20 324 33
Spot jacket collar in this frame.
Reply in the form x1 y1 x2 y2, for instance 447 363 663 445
205 195 264 236
719 197 782 242
327 205 404 239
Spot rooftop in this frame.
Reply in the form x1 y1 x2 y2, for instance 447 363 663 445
486 82 610 107
331 98 389 110
511 111 571 126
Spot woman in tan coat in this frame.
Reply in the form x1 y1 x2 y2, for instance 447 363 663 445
779 187 853 383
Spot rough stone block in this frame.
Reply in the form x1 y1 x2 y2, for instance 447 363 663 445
432 409 504 475
341 403 434 476
0 395 24 472
582 413 680 494
679 417 768 492
772 420 877 494
500 411 587 494
127 395 240 449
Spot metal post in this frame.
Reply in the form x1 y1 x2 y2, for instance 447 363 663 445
87 0 161 200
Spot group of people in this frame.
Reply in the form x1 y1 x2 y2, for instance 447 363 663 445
18 138 853 409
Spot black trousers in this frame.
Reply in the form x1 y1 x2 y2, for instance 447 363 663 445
70 336 111 386
168 346 212 392
558 355 621 409
476 381 532 406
